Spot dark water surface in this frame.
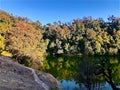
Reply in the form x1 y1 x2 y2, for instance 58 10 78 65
30 56 120 90
39 56 120 90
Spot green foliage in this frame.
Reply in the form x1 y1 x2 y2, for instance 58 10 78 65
43 16 120 56
1 51 12 57
0 34 5 52
0 10 48 63
0 10 120 63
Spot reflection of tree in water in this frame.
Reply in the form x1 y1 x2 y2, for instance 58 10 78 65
95 57 120 90
75 57 104 90
75 56 120 90
32 56 120 90
41 56 78 81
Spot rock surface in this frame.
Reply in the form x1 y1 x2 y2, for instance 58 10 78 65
0 56 62 90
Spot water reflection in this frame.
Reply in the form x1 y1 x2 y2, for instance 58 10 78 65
74 56 120 90
35 56 120 90
60 80 79 90
40 56 78 81
74 57 104 90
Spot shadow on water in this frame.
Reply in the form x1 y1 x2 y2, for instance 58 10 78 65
24 56 120 90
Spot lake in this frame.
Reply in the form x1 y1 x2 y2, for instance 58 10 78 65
25 56 120 90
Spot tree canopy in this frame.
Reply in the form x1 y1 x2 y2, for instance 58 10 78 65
0 10 120 63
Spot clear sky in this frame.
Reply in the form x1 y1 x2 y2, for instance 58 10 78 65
0 0 120 25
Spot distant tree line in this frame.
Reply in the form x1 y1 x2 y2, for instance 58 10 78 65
43 16 120 56
0 10 120 63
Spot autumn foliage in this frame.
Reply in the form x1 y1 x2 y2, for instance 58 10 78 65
0 10 120 63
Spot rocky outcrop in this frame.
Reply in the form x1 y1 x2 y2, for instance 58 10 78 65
0 56 62 90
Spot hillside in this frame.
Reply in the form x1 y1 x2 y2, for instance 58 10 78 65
0 10 48 65
0 10 120 64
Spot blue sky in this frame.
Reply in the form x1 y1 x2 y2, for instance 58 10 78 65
0 0 120 25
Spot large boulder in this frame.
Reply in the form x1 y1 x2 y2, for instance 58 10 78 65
0 56 62 90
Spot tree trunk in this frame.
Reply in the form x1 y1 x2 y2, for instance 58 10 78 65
108 80 120 90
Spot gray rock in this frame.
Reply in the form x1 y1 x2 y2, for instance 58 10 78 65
0 56 62 90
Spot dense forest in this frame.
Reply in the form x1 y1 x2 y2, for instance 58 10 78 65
0 10 120 63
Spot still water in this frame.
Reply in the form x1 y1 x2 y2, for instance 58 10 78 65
39 56 120 90
23 56 120 90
